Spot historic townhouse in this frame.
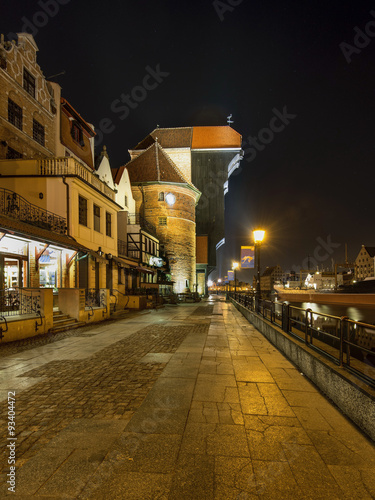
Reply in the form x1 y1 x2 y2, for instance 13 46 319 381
355 245 375 280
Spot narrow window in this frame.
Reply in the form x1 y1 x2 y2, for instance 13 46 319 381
79 196 88 226
33 119 45 146
106 212 112 237
124 195 128 207
23 68 36 98
158 192 164 201
8 99 23 130
0 55 7 70
71 121 84 146
93 205 101 232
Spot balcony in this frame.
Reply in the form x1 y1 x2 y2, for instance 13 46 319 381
39 157 116 201
127 213 156 236
0 188 67 234
0 157 116 201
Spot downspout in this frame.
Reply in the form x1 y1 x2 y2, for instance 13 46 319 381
62 176 70 235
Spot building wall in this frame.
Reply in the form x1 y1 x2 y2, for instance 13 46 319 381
68 178 118 256
0 34 57 160
355 246 375 280
163 148 191 182
132 184 197 293
191 150 238 268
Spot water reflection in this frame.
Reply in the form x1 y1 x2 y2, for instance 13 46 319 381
275 300 375 324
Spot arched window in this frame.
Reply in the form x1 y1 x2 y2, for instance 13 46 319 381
158 192 164 201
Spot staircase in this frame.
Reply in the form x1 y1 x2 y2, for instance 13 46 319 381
49 310 86 334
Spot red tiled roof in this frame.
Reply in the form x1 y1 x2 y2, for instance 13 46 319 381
191 126 242 149
131 126 242 151
132 127 193 150
123 142 193 185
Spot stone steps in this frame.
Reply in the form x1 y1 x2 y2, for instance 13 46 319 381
49 310 86 334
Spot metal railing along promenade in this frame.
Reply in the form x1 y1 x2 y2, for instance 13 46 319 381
230 292 375 388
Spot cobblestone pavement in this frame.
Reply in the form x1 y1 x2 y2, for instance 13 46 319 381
0 298 375 499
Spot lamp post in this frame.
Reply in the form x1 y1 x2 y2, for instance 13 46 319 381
253 229 265 311
232 262 239 293
218 278 222 295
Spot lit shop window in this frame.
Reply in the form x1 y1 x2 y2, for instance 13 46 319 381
38 247 61 288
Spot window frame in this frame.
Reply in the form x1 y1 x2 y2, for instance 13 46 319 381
105 212 112 237
71 121 84 147
8 98 23 130
0 56 7 70
23 68 36 98
33 118 45 146
93 204 101 232
78 195 88 227
158 217 167 226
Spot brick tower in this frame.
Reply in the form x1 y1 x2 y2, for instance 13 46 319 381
121 140 201 293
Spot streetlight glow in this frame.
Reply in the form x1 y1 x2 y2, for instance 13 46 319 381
253 229 265 243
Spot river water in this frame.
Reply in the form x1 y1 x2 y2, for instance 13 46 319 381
275 299 375 325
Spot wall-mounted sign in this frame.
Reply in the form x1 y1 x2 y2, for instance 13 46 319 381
149 256 163 267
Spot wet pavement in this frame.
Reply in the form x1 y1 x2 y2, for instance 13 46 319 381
0 297 374 499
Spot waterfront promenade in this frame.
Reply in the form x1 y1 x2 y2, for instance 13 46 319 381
0 297 374 499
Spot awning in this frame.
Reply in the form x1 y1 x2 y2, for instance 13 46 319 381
113 255 139 268
136 266 155 274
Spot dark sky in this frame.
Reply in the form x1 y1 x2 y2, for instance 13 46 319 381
2 0 375 278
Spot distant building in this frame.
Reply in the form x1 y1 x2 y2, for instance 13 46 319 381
355 245 375 280
305 272 343 290
260 265 283 291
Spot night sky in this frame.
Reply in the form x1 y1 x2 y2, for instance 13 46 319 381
2 0 375 279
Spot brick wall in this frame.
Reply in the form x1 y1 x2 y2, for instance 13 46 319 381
132 184 197 293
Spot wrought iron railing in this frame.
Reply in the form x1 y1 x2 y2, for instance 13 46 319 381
127 213 156 235
0 288 41 317
0 188 67 234
229 292 375 387
85 289 106 308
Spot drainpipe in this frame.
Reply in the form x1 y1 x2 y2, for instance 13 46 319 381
62 176 70 235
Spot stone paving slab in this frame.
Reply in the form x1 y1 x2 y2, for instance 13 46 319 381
0 298 374 499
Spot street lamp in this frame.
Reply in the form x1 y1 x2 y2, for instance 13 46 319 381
218 278 222 294
253 229 265 310
232 262 239 293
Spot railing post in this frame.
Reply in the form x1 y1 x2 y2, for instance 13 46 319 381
339 316 349 367
282 303 289 332
305 308 312 345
